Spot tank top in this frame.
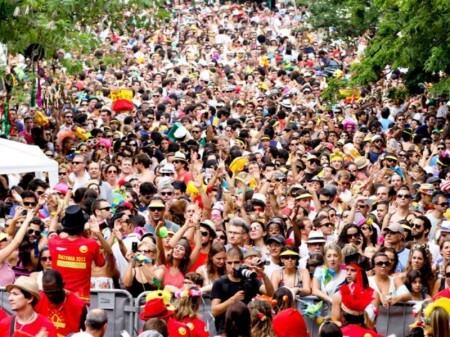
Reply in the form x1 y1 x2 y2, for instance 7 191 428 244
279 267 303 288
128 268 158 298
0 262 15 286
368 276 396 295
163 265 185 289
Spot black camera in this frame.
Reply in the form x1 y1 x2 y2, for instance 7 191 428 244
233 265 257 279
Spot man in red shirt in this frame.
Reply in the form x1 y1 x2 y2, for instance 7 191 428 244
35 270 87 337
48 205 105 303
0 276 57 337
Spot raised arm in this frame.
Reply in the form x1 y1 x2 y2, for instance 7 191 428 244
0 209 34 265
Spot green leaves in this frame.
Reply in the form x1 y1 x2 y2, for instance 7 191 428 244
304 0 450 94
0 0 164 57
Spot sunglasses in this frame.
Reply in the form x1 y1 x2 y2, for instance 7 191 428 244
107 170 118 174
276 178 287 182
282 256 298 261
161 192 173 196
72 161 84 165
41 256 52 262
138 250 154 254
320 223 334 228
173 160 181 164
437 202 448 207
99 206 111 211
23 202 37 207
375 261 391 267
397 194 411 199
217 235 226 240
412 224 422 229
150 208 164 212
200 231 209 237
319 200 331 205
361 226 370 231
346 233 358 239
446 272 450 278
27 229 41 236
58 172 67 176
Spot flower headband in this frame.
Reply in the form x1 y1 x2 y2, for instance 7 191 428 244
175 288 202 299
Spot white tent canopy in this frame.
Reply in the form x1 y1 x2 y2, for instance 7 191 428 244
0 138 58 187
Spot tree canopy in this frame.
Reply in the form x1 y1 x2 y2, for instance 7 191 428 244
0 0 164 58
303 0 450 95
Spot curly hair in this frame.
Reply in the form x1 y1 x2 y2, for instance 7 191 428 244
405 244 435 291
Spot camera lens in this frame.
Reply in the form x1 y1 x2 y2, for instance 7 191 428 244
240 268 257 279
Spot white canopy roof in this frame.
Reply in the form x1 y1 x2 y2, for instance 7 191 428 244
0 138 58 187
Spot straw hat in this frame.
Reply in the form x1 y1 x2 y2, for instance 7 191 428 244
6 276 40 301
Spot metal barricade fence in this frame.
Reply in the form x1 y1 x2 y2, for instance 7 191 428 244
0 288 135 337
90 289 135 337
298 296 416 337
0 287 418 336
134 291 150 335
0 287 12 315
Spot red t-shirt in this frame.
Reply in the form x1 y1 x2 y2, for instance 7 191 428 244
341 325 384 337
0 313 57 337
189 251 208 273
177 171 192 184
0 308 8 322
48 235 105 303
167 317 192 337
35 291 87 337
180 317 209 337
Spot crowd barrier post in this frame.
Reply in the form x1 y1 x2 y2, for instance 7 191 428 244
0 288 12 314
90 289 135 337
199 294 216 336
134 291 151 335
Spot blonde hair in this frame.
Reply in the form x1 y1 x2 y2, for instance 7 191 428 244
324 243 343 269
138 241 158 260
429 306 450 337
342 243 358 258
174 294 201 320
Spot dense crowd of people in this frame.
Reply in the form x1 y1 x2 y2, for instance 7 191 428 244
1 0 450 336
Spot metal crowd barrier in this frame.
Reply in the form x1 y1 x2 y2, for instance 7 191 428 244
0 288 418 336
0 288 135 337
90 289 135 337
298 296 416 337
